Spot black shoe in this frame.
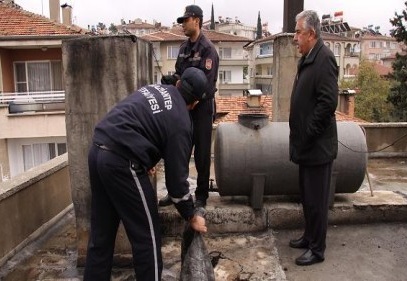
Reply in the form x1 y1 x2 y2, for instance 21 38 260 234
289 237 309 249
158 194 172 207
194 199 207 208
295 249 324 266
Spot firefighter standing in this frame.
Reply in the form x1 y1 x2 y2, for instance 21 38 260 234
160 4 219 208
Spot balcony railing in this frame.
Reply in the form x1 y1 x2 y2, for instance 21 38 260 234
0 91 65 104
0 91 65 114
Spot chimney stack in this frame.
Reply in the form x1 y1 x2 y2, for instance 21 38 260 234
61 3 73 25
49 0 61 23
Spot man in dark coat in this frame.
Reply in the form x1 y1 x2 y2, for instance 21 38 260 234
288 10 338 266
83 67 208 281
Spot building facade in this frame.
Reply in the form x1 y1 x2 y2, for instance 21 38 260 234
0 1 88 180
141 27 252 96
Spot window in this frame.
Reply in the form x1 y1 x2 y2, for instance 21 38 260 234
22 142 67 171
219 70 231 83
259 43 273 56
154 71 158 84
219 47 232 59
370 41 376 48
266 66 272 75
167 46 180 59
334 43 341 56
14 61 63 93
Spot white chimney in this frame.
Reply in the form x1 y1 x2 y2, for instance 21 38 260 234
244 89 263 107
49 0 61 23
61 3 72 25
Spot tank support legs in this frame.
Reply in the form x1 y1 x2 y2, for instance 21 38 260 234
251 174 266 209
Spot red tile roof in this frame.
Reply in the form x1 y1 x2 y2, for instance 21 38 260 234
214 96 366 124
215 96 272 124
335 111 368 123
141 27 252 43
353 62 392 77
0 2 88 37
141 31 186 42
373 63 392 76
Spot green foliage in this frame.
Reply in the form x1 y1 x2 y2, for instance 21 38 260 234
108 23 118 34
340 60 393 122
388 2 407 120
97 22 106 30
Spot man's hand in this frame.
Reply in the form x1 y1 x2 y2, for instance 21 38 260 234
161 74 178 85
148 167 156 176
189 215 207 233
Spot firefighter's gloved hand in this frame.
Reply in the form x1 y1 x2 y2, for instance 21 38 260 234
161 74 179 85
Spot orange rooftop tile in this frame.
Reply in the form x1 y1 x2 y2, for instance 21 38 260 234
0 2 88 37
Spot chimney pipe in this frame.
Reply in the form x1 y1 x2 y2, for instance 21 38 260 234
49 0 61 23
61 3 73 25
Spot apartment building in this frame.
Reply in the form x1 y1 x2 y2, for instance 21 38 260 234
0 1 88 180
209 16 257 40
359 34 402 62
141 27 252 96
116 18 168 36
245 31 361 95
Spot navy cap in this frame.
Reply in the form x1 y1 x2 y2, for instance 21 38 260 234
177 5 203 23
180 67 208 102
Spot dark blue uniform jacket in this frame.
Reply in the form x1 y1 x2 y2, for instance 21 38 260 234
93 84 194 220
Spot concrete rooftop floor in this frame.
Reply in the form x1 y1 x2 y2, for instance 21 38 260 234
0 158 406 280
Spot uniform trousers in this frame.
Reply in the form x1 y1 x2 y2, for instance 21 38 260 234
299 161 333 259
191 98 214 201
84 144 162 281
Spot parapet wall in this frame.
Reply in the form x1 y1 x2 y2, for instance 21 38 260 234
361 123 407 158
0 154 72 267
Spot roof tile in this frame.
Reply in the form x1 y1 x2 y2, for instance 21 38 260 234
215 96 366 124
141 26 252 43
0 2 88 36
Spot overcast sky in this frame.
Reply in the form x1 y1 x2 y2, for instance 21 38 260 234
14 0 404 36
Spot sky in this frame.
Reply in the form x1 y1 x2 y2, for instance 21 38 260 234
14 0 405 36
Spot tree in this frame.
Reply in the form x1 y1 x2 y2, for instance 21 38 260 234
256 11 262 40
109 23 118 34
97 22 106 31
210 3 215 30
388 2 407 120
340 60 393 122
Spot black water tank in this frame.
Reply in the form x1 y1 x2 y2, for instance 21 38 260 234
214 114 367 196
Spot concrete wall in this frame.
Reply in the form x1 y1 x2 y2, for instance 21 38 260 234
63 35 152 265
0 107 66 139
0 154 72 267
362 123 407 158
0 137 10 182
271 33 300 122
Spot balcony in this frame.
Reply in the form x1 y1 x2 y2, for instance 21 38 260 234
219 56 249 66
0 91 65 114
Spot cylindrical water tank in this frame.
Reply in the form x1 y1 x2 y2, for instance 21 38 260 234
214 114 367 196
